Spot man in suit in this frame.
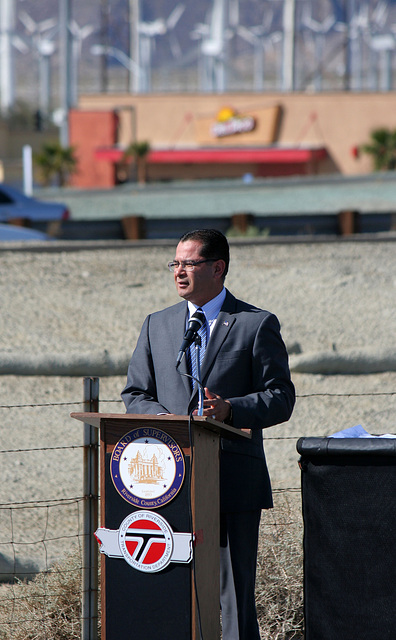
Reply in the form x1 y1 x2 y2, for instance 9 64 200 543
122 229 295 640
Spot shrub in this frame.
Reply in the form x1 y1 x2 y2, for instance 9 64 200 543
123 140 151 184
34 142 78 187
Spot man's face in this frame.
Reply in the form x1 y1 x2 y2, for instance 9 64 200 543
173 239 224 306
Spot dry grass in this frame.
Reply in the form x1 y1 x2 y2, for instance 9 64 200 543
256 493 304 639
0 496 303 639
0 553 83 639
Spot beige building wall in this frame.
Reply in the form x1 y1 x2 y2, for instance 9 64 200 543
78 92 396 176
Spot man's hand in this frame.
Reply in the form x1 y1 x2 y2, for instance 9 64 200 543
193 387 232 423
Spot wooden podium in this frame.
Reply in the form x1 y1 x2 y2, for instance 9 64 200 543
71 412 250 640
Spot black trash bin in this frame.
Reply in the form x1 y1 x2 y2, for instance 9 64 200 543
297 436 396 640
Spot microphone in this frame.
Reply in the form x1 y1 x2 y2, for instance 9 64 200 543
176 310 206 368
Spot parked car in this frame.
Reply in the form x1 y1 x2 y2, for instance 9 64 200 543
0 184 70 234
0 223 51 242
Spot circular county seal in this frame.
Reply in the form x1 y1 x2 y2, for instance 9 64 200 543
118 511 173 573
110 427 185 508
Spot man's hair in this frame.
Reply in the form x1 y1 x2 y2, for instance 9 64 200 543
179 229 230 277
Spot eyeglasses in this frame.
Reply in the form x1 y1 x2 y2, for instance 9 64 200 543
167 259 219 272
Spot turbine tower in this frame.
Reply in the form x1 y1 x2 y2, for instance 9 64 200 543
129 0 140 92
69 20 95 105
59 0 73 147
0 0 15 113
282 0 296 92
201 0 226 93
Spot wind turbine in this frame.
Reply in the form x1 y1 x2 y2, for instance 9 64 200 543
36 38 56 116
370 32 395 91
190 17 211 90
368 0 393 91
69 20 95 105
91 43 141 79
233 25 265 90
195 0 227 93
338 0 392 92
348 2 371 91
58 0 73 146
282 0 296 92
18 8 58 115
138 3 185 93
0 0 17 113
232 7 282 92
18 9 57 39
302 7 336 91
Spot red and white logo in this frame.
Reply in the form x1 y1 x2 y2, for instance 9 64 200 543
119 511 173 572
95 511 193 573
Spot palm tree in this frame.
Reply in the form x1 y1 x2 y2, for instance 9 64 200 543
34 142 78 186
123 141 151 184
361 128 396 171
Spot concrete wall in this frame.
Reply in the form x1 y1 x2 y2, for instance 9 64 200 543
78 91 396 175
0 123 59 157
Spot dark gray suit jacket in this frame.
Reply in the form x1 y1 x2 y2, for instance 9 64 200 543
121 289 295 513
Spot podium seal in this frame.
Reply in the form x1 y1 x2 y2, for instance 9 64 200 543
110 427 185 508
119 511 173 572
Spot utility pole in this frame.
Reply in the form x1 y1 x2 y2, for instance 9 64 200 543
0 0 15 113
59 0 73 147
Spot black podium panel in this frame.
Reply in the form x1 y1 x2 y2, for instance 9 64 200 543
104 452 192 640
298 438 396 640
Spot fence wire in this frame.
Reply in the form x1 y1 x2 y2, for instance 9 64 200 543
0 387 394 639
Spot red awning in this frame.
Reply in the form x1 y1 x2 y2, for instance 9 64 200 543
94 146 327 165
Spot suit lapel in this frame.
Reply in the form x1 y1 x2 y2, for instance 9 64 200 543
201 310 235 381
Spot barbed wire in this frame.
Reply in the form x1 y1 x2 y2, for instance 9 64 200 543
1 390 395 410
0 497 85 509
0 389 394 457
263 435 305 440
0 491 301 509
0 445 85 454
0 401 85 409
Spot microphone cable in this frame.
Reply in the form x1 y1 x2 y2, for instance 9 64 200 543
187 410 205 640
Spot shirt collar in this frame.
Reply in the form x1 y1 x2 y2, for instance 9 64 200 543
188 287 226 324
